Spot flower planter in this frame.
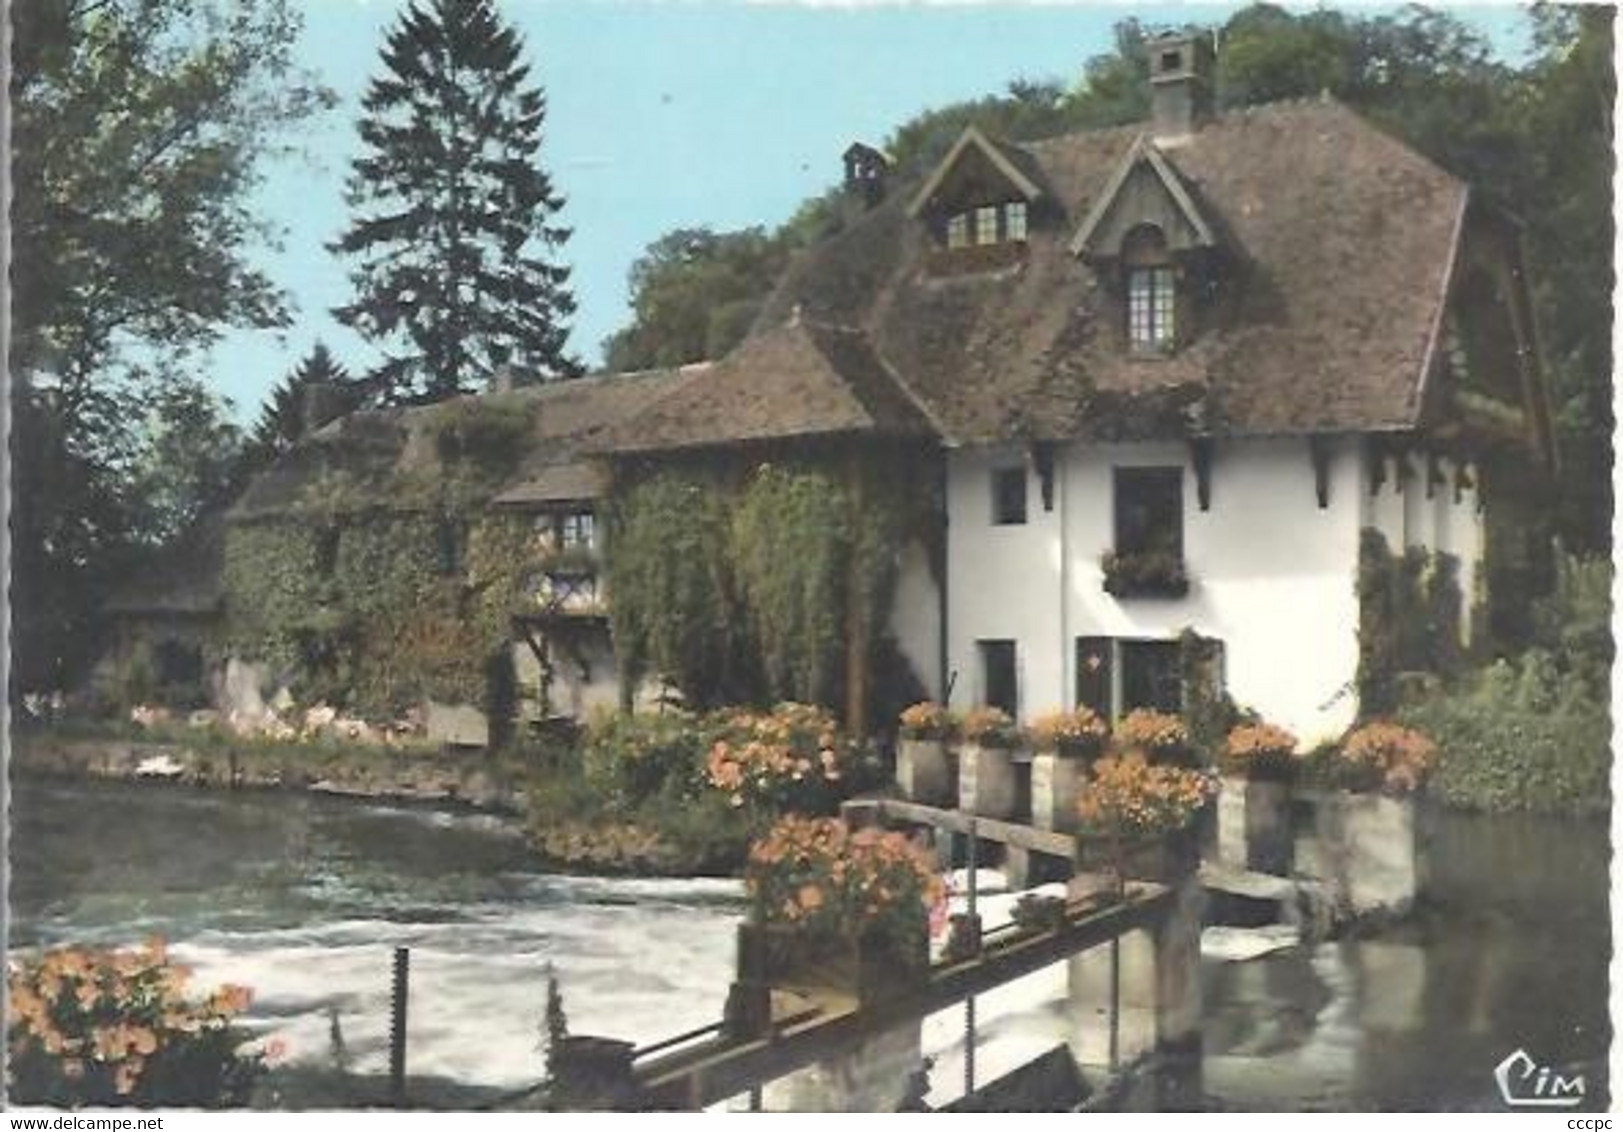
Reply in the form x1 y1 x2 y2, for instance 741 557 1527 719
1030 752 1085 832
895 737 954 806
958 742 1018 819
1215 774 1293 875
1309 790 1421 916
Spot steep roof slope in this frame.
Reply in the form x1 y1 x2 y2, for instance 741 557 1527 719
756 97 1466 445
593 316 935 453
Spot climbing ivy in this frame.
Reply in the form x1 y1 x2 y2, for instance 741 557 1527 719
606 449 933 727
606 471 750 710
221 509 537 721
732 465 850 706
1356 529 1464 716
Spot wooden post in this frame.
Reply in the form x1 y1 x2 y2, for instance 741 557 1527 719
389 947 409 1108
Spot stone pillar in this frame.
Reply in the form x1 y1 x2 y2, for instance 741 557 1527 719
1067 929 1157 1069
959 744 1017 819
1153 875 1205 1052
1003 844 1033 890
761 1021 924 1112
896 739 954 805
1066 876 1204 1069
1030 753 1083 832
1314 792 1420 916
1215 776 1293 875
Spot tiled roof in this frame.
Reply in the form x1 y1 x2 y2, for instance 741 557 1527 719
756 97 1467 445
592 316 934 454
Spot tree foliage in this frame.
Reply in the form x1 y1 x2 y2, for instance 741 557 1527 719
10 0 332 692
600 228 791 372
245 342 362 467
606 455 930 728
333 0 578 403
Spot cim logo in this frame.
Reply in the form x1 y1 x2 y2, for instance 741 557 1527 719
1495 1048 1586 1108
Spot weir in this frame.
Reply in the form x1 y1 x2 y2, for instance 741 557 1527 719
549 796 1207 1111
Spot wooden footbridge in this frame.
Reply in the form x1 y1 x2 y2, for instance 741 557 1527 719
538 796 1206 1111
630 879 1174 1109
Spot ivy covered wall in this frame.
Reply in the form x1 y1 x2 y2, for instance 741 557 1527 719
222 511 534 718
606 445 939 731
1355 528 1464 716
218 396 543 721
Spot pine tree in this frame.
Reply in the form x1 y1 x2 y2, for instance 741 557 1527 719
248 342 360 463
332 0 578 403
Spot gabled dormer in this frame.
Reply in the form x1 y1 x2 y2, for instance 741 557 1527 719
907 125 1045 274
1069 136 1220 355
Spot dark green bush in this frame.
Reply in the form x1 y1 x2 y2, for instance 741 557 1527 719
579 708 712 812
1399 650 1610 816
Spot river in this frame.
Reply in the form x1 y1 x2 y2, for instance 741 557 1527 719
8 775 1611 1110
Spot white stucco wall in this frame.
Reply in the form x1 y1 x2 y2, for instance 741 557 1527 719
888 538 944 700
946 437 1369 745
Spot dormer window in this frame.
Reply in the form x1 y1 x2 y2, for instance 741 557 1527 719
974 205 1000 246
1124 225 1176 352
941 201 1029 251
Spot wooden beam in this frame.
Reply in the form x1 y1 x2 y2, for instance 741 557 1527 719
866 798 1079 859
1188 438 1213 512
1308 435 1331 510
635 884 1173 1109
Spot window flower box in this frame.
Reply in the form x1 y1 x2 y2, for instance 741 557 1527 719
1101 550 1190 599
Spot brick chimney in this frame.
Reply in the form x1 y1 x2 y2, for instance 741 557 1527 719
1148 31 1215 142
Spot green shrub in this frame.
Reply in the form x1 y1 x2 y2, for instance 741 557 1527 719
579 708 712 812
1399 650 1610 816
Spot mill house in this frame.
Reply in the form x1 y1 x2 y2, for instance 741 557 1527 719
110 33 1551 747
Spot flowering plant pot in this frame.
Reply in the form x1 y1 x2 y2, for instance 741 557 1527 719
745 815 944 989
1028 707 1109 761
1077 752 1215 891
1113 709 1198 767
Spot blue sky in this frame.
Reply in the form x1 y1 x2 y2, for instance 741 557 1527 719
210 1 1536 422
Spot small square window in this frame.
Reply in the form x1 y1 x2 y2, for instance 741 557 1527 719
975 205 1000 246
1114 467 1183 558
992 466 1027 525
946 213 970 249
1005 201 1028 242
